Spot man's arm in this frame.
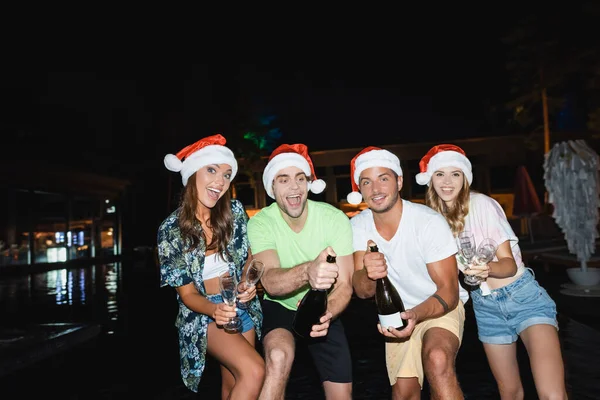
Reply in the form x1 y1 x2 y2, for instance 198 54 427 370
253 247 338 297
352 240 389 299
253 249 309 296
352 250 376 299
411 254 459 323
325 253 354 319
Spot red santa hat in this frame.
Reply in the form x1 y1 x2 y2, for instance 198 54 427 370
164 134 238 186
346 146 403 205
415 144 472 186
262 143 326 199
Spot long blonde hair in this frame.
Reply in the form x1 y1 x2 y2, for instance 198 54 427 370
425 178 470 236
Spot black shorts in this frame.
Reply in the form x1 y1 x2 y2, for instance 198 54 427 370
261 299 352 383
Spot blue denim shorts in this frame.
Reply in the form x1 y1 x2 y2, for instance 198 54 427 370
471 268 558 344
206 293 255 333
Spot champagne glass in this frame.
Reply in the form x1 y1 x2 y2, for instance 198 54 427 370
474 238 498 266
457 231 478 286
466 238 499 286
219 274 242 333
238 259 265 310
457 231 476 263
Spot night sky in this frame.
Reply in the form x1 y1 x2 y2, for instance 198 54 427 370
2 6 531 172
2 3 596 245
4 3 596 170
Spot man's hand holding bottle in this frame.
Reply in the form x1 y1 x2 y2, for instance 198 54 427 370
306 247 338 290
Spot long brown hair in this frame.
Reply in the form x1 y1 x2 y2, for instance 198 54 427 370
177 172 233 259
425 178 470 236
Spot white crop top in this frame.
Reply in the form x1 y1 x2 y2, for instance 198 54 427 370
203 253 229 280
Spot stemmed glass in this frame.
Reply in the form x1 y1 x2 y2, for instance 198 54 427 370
238 259 265 310
218 274 242 333
457 231 479 286
472 238 498 282
457 231 476 264
458 232 498 286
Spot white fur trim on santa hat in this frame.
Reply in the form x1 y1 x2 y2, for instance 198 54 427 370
309 178 326 194
262 152 325 199
346 191 363 205
164 154 183 172
415 151 472 186
346 149 403 205
166 144 238 186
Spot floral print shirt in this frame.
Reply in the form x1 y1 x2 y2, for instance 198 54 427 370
157 199 262 393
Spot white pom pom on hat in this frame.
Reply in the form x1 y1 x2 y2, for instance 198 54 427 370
346 146 403 205
415 144 473 186
163 134 238 186
309 177 326 194
164 153 183 172
346 191 363 205
262 143 326 199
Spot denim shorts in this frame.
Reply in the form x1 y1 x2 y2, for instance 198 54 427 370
470 268 558 344
206 293 255 333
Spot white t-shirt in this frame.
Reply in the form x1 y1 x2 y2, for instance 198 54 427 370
351 199 469 309
463 192 526 277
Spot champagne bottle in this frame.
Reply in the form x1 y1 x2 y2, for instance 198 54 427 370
292 255 335 339
371 245 408 331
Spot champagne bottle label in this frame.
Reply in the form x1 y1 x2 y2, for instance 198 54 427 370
378 312 403 329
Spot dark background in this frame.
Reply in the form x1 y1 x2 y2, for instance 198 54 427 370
2 2 598 248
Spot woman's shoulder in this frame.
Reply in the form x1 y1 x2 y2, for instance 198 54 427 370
470 192 507 217
470 192 497 207
231 198 244 213
158 208 181 233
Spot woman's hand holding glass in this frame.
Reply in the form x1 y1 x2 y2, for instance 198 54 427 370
212 301 238 327
237 259 265 309
462 237 498 286
463 262 491 282
218 274 242 333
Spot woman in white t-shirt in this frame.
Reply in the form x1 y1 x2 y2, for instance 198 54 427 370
416 144 567 400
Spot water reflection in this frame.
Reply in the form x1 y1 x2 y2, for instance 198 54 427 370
0 263 121 335
1 261 600 398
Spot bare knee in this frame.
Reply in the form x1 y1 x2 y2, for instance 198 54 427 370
536 390 568 400
250 360 265 385
497 383 524 400
423 346 455 378
392 378 421 400
245 359 265 395
265 345 294 376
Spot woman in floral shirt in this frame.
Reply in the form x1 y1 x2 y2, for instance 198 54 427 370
158 134 264 397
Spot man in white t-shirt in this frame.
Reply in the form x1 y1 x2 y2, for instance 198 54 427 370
347 146 468 400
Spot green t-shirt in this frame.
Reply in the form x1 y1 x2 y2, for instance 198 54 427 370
247 199 354 310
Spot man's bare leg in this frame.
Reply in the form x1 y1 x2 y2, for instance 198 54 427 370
422 327 463 400
259 328 295 400
322 381 352 399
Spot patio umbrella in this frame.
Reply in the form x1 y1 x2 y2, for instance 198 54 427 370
512 165 543 243
543 140 600 273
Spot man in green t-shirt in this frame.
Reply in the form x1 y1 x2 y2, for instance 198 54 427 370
248 143 355 400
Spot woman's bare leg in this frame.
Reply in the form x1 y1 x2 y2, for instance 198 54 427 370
520 324 567 399
483 342 523 400
207 324 265 400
